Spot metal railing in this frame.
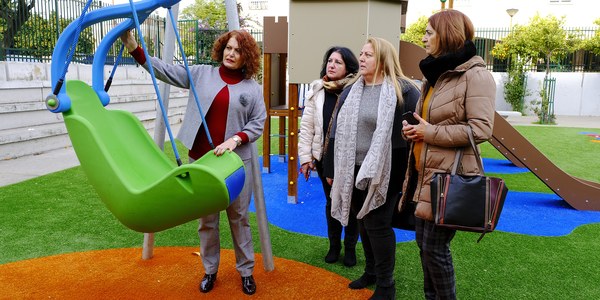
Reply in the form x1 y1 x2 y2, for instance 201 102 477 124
475 27 600 72
0 0 163 63
173 24 262 66
0 0 261 66
1 0 598 72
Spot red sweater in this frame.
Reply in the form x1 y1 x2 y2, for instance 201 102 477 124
129 47 248 160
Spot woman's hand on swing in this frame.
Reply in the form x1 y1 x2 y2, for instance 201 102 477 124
214 138 238 156
120 30 138 52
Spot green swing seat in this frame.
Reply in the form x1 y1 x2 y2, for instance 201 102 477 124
62 80 245 233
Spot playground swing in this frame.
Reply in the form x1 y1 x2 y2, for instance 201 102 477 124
45 0 245 233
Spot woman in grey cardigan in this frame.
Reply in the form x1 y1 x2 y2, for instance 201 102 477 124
121 29 266 296
325 37 420 299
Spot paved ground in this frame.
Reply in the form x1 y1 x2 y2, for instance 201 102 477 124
0 115 598 188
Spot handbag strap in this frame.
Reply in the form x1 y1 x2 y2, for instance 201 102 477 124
450 127 485 175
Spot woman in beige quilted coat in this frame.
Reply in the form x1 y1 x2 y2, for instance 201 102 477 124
401 10 496 300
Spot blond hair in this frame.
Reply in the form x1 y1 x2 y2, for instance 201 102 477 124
364 37 417 106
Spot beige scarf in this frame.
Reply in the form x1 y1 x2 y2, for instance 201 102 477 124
330 76 396 226
323 73 355 92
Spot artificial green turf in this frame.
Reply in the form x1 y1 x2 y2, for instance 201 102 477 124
479 125 600 193
1 123 600 299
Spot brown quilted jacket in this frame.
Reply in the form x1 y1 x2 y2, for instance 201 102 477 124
400 55 496 221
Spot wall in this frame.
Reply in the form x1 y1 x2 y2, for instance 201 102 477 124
0 61 187 160
492 72 600 116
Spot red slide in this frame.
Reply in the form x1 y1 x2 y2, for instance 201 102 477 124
490 112 600 211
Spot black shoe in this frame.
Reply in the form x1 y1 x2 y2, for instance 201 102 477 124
241 275 256 295
199 273 217 293
369 284 396 300
348 273 376 290
324 246 341 263
343 248 356 267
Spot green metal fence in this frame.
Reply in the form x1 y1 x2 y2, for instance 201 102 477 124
475 27 600 72
0 0 163 63
0 0 261 66
1 0 598 72
540 77 557 124
173 23 262 66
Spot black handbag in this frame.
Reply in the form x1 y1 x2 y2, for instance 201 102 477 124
430 127 508 242
391 192 416 231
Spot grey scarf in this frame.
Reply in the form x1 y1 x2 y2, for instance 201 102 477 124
330 76 396 225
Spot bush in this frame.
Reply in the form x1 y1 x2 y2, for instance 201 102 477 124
504 65 528 113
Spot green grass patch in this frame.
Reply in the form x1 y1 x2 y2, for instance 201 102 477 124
1 123 600 298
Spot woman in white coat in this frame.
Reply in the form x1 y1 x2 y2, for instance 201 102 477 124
299 46 359 266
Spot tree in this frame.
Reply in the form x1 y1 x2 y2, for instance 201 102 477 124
582 18 600 55
492 14 581 76
491 14 582 122
181 0 227 29
0 0 35 58
528 14 582 75
178 0 259 63
9 12 95 61
401 15 427 46
181 0 258 29
490 24 531 113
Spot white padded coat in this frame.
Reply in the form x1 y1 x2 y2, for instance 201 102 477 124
298 79 326 165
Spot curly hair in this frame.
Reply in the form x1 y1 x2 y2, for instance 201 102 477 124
211 30 261 79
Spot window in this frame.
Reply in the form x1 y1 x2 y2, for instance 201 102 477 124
249 1 268 10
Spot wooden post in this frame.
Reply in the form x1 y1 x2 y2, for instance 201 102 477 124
262 53 272 173
277 54 288 159
287 83 299 203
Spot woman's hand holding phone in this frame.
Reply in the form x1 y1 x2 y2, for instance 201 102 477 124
402 111 419 125
402 111 428 142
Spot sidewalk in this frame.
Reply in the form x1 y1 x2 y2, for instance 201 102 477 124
1 115 599 188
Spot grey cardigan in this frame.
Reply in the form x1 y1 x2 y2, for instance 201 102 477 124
146 58 266 161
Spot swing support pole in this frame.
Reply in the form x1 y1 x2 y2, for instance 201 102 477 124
141 1 181 261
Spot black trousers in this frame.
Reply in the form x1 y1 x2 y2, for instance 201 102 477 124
316 160 359 249
350 148 407 288
349 171 395 287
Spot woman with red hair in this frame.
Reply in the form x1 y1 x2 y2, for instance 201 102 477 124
121 29 266 296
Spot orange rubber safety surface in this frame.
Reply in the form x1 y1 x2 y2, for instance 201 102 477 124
0 247 373 299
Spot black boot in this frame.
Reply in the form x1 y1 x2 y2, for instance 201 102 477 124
343 247 356 267
348 273 376 289
369 284 396 300
343 209 359 267
325 241 341 263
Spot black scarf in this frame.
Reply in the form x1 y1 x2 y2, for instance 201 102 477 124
419 40 477 88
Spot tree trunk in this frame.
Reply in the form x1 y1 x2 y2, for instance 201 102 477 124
0 0 35 58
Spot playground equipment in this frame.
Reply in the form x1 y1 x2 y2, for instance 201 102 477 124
45 0 245 233
265 0 410 203
490 113 600 210
261 16 301 204
277 0 599 210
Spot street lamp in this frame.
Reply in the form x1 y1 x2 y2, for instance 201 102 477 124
506 8 519 29
439 0 454 10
